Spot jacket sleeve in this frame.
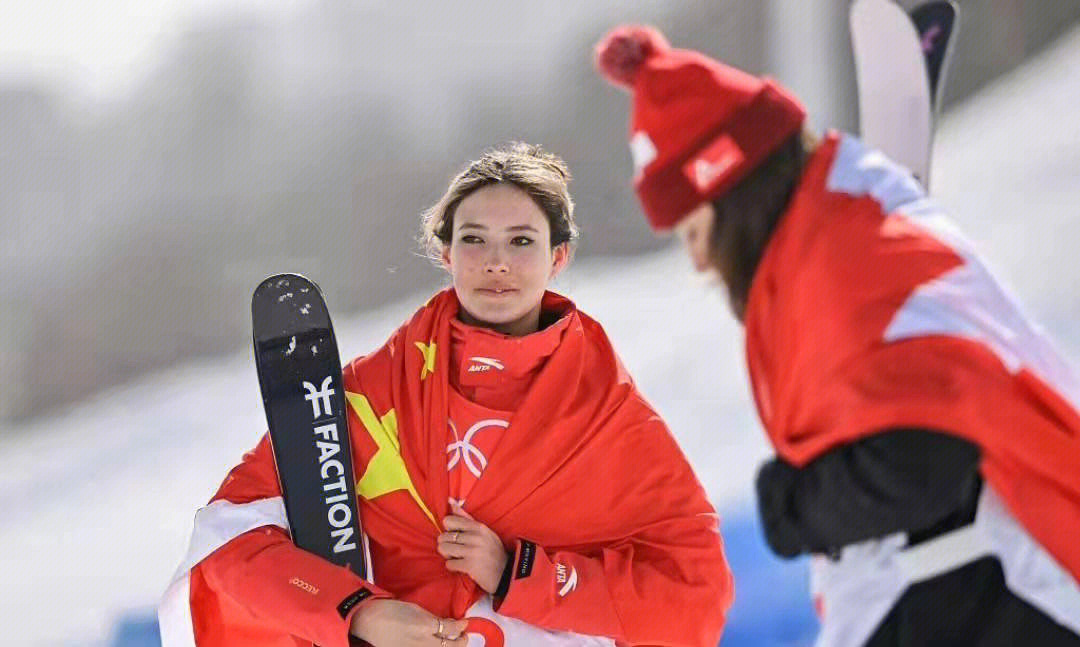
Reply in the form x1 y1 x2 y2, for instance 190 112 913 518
756 428 981 557
191 434 392 647
493 513 733 647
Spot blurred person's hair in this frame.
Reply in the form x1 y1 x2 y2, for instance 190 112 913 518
421 142 580 261
708 128 818 320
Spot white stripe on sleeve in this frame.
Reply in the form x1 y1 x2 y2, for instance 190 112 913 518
158 497 289 647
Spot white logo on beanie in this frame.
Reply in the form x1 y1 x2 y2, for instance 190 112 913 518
629 131 658 172
692 154 738 192
682 133 747 194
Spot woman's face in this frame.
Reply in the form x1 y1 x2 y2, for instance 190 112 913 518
442 183 568 336
674 202 718 277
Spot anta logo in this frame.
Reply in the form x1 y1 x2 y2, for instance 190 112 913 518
555 563 578 597
290 577 319 595
467 357 504 373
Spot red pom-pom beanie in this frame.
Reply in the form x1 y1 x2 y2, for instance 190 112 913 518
594 24 807 231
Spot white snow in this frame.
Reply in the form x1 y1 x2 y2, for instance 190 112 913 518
3 22 1080 647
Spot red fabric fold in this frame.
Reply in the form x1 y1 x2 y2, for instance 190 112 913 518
344 289 732 645
745 134 1080 582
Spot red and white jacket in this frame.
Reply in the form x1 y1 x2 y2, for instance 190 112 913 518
745 132 1080 645
160 291 733 647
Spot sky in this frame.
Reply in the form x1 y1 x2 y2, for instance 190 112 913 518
0 0 311 98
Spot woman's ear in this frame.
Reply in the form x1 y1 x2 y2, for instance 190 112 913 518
440 246 452 271
549 243 570 279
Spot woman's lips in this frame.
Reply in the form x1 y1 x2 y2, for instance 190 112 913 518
477 287 517 296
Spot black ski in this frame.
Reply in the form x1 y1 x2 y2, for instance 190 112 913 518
252 273 369 579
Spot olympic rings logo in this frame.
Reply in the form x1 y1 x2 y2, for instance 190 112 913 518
447 418 509 477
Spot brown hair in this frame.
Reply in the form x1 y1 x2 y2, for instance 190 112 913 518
421 142 580 260
708 129 818 320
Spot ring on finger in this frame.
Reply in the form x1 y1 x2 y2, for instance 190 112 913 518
436 618 444 637
453 531 461 543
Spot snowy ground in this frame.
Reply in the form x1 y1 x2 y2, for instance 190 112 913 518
3 21 1080 647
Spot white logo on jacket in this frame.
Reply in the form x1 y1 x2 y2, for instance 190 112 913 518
556 563 578 597
467 356 505 373
447 418 509 478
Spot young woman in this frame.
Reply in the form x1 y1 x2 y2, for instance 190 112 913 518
594 24 1080 647
160 143 733 647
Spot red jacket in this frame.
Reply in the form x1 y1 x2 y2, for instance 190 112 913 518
745 132 1080 582
160 290 733 647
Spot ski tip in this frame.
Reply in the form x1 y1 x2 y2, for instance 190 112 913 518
251 273 331 338
254 273 316 295
252 273 323 307
850 0 919 40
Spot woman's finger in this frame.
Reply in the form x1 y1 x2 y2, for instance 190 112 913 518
443 515 483 533
439 531 463 544
439 530 479 546
430 616 468 643
436 540 471 558
443 557 470 574
442 618 469 639
450 503 474 520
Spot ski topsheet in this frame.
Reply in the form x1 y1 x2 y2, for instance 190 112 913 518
252 273 370 580
850 0 959 188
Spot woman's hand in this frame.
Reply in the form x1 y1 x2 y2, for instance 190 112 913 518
438 504 510 594
349 598 467 647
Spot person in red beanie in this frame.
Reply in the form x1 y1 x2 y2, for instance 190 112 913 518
595 24 1080 647
159 142 733 647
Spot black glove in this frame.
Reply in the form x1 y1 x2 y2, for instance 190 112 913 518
755 457 807 558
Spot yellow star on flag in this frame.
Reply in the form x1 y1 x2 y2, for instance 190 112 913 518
346 391 438 530
414 340 436 381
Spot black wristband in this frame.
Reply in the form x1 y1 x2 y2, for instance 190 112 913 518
494 549 514 599
337 587 373 619
514 539 537 579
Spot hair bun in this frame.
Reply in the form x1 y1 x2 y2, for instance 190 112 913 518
594 25 670 89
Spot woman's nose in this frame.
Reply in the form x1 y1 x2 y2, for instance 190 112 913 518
483 248 509 273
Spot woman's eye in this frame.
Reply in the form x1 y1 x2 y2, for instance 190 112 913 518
511 236 533 246
460 234 483 244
